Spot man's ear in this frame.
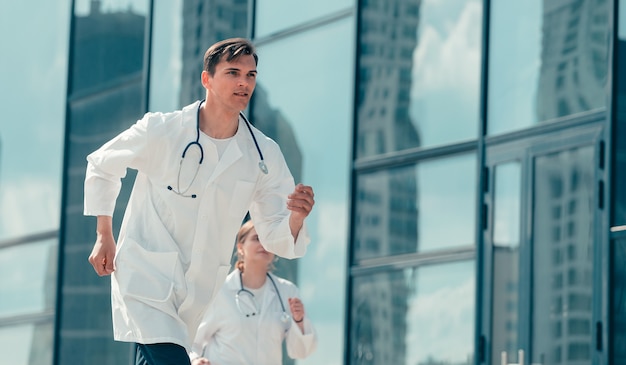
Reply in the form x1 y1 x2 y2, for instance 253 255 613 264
201 70 211 89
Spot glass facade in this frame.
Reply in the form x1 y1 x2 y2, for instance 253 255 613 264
0 1 623 365
0 0 70 363
252 15 354 364
488 0 609 135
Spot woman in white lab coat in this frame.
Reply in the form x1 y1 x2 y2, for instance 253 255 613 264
189 220 317 365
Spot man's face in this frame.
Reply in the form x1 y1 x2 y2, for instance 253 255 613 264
205 54 257 112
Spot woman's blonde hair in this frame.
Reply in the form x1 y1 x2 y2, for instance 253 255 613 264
234 220 276 273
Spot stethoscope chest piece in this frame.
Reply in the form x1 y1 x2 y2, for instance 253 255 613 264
259 161 268 174
280 312 291 325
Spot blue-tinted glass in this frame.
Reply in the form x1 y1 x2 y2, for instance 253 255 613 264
57 1 150 364
350 262 475 364
0 322 54 365
252 17 354 364
615 0 626 226
149 0 183 111
488 0 609 135
0 1 71 240
493 162 521 247
356 0 482 158
177 0 250 106
354 153 476 261
255 0 353 38
490 162 522 364
0 240 57 317
612 237 626 363
531 146 594 364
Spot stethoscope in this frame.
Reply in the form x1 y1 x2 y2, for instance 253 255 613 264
167 100 268 198
235 271 291 330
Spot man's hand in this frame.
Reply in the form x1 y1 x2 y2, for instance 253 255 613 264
88 216 116 276
287 184 315 239
191 357 211 365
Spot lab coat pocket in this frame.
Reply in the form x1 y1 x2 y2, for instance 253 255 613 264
116 238 179 302
228 180 256 217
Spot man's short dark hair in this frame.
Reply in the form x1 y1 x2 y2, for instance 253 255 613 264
203 38 258 75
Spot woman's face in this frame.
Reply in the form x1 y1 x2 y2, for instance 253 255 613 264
238 227 275 267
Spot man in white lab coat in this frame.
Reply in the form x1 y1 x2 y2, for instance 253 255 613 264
84 38 315 365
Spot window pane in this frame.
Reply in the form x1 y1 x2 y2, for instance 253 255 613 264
354 153 476 261
0 240 57 317
149 0 184 112
493 162 521 247
350 262 475 364
612 237 626 363
255 0 353 38
356 0 482 158
531 146 594 364
488 0 609 135
0 322 53 365
615 0 626 226
251 17 354 365
490 161 522 363
58 1 150 364
0 1 70 240
178 0 250 106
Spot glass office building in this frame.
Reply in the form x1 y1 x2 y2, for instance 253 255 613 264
1 0 625 364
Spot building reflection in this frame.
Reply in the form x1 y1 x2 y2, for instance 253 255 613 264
58 0 148 363
353 0 421 363
491 246 520 364
180 0 249 106
531 1 604 362
251 84 303 284
531 148 594 364
536 0 608 121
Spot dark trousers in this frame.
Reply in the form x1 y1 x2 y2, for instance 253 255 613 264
135 343 191 365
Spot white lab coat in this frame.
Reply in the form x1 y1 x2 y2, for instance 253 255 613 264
83 100 310 350
190 269 317 365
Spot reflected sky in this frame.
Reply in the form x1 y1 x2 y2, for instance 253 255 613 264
149 0 183 112
405 262 475 363
255 0 353 38
488 0 609 134
352 261 475 364
488 0 542 134
0 324 37 364
0 240 56 317
493 162 521 247
410 0 482 146
255 17 354 365
0 1 71 240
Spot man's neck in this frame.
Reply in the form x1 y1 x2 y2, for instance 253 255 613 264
199 100 240 139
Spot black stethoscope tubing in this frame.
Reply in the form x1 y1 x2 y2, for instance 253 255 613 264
185 99 267 172
167 100 268 198
236 271 289 321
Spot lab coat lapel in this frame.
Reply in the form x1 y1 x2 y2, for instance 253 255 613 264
206 117 252 185
207 138 242 184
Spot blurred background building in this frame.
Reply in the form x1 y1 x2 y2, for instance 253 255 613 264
1 0 626 364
